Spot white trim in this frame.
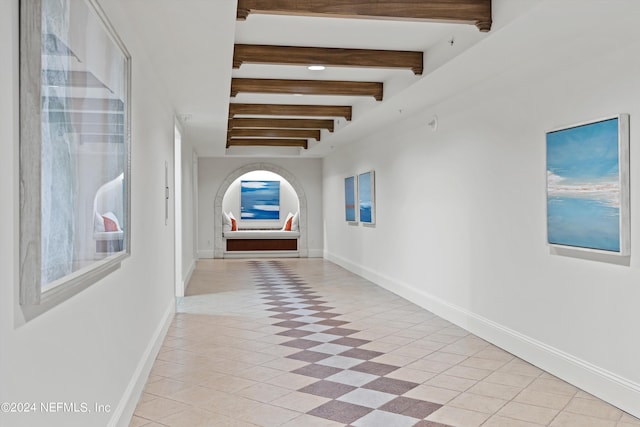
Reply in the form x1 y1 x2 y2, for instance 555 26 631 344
182 259 195 292
197 250 214 259
324 250 640 419
109 299 175 427
213 163 309 258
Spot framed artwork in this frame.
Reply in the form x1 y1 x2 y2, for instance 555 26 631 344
19 0 131 318
546 114 630 255
241 180 281 220
358 171 376 225
344 176 357 222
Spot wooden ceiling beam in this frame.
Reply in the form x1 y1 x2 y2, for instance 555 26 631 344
227 138 308 149
229 128 320 140
233 44 423 75
231 78 383 101
229 118 335 132
229 103 352 121
237 0 492 32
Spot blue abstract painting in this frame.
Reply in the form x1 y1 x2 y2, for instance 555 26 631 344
358 171 375 224
241 180 280 220
546 116 627 253
345 176 357 222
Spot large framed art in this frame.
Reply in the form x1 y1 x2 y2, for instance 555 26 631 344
344 176 357 222
358 171 376 225
19 0 131 318
546 114 630 255
241 180 281 220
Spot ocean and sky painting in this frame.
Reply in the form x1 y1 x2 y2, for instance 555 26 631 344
358 171 375 224
345 176 357 222
546 116 627 253
241 180 280 220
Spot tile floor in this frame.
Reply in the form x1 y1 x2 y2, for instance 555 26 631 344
131 259 640 427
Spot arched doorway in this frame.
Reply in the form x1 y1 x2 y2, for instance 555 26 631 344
213 163 308 258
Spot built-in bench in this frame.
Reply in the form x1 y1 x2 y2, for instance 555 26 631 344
223 230 300 258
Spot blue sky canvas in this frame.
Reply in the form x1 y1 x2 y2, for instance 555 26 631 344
241 180 280 220
345 176 356 222
359 171 375 224
546 117 622 252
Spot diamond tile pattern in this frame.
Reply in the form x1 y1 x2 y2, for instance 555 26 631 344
132 259 640 427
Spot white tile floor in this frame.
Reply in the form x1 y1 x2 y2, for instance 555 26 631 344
131 259 640 427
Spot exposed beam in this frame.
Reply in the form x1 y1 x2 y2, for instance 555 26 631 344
229 103 352 121
233 44 423 75
237 0 492 32
227 138 308 149
231 78 383 101
229 128 321 140
229 118 334 132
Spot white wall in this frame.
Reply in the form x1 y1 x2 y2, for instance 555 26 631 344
198 157 323 257
223 170 299 229
0 1 176 426
180 129 196 290
323 1 640 417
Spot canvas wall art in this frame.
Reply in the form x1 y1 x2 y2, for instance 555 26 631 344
241 180 281 220
344 176 357 222
358 171 375 225
546 114 629 255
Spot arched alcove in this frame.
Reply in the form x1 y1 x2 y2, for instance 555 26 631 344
213 163 308 258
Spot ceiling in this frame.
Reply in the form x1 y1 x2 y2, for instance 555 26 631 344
109 0 541 158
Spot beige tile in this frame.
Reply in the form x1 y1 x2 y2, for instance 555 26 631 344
445 365 492 381
550 411 617 427
134 396 190 420
234 382 292 403
358 340 401 353
467 381 522 400
129 415 152 427
144 378 191 399
157 407 219 427
370 352 417 367
403 384 460 404
238 403 300 426
482 415 545 427
385 367 437 383
448 392 508 414
281 414 347 427
620 413 640 424
461 356 509 371
201 375 257 393
426 374 477 392
271 391 330 412
266 372 320 390
205 391 265 418
499 360 544 378
426 405 491 427
233 365 283 382
485 371 536 388
527 377 578 397
260 356 308 372
514 389 572 409
167 385 227 407
498 401 559 425
563 397 622 421
406 358 453 374
425 351 469 365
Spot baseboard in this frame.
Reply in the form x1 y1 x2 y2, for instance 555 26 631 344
324 251 640 419
197 249 213 259
109 299 175 427
182 259 195 292
224 250 299 259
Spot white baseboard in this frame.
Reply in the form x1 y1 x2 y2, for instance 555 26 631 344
197 249 214 259
182 259 195 292
223 250 299 259
109 299 175 427
324 251 640 419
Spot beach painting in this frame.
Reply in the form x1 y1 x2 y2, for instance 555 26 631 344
546 114 629 254
345 176 357 222
358 171 375 225
241 180 280 220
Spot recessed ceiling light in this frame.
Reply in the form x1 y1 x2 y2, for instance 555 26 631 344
308 65 325 71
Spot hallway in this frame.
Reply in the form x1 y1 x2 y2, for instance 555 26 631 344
131 259 640 427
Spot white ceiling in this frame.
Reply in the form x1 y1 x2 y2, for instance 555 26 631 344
109 0 542 157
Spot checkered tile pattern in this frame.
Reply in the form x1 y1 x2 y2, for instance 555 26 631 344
252 260 448 427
